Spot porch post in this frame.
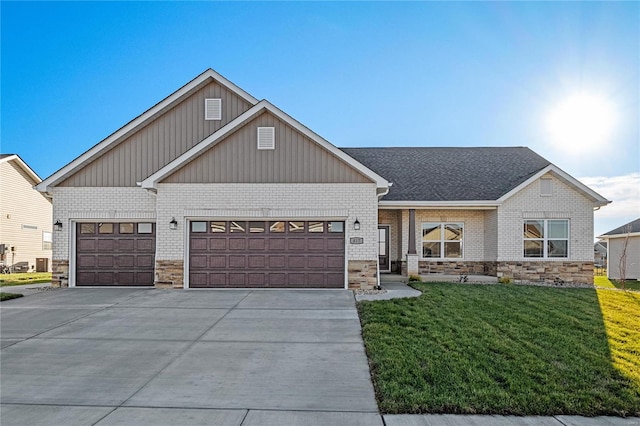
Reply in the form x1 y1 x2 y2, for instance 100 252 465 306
408 209 417 254
406 208 419 275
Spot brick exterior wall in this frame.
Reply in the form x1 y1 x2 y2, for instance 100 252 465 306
155 260 184 288
51 259 69 287
497 173 595 262
348 260 378 289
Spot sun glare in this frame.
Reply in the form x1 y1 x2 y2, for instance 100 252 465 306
546 93 616 153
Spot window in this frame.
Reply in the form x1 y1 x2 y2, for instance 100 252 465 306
230 221 246 233
80 223 95 234
138 223 153 234
328 222 344 233
524 219 568 258
205 98 222 120
309 222 324 233
540 178 552 196
119 223 134 234
422 223 463 258
249 221 265 233
98 223 113 234
269 221 285 233
289 221 304 232
191 222 207 233
42 232 52 250
211 222 226 233
257 127 275 150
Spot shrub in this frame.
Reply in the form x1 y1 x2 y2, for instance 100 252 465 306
498 277 513 284
408 274 422 282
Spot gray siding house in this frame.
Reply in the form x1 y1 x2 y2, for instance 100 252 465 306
36 69 609 289
599 218 640 281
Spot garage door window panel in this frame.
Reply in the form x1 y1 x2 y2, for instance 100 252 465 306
269 221 285 233
80 223 96 234
119 223 134 234
230 222 246 233
211 222 226 233
138 223 153 234
289 222 305 233
98 223 114 234
191 222 207 233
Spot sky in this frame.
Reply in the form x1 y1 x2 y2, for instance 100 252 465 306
2 1 638 238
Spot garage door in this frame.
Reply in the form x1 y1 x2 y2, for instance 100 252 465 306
189 220 345 288
76 222 155 286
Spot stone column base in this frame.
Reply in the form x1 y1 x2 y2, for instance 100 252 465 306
155 260 184 289
406 254 419 276
348 260 378 290
51 259 69 288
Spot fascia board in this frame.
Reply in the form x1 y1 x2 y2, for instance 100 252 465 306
141 101 269 189
497 165 610 206
261 101 389 188
36 69 259 193
598 232 640 239
2 155 42 184
378 200 500 209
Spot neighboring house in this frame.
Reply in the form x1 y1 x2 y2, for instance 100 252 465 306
594 241 607 268
35 69 609 289
598 218 640 280
0 154 53 272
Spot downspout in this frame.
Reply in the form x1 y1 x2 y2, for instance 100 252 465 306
375 183 392 288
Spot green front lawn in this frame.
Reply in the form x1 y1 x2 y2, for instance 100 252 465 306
0 272 52 287
0 292 24 301
358 282 640 416
595 276 640 291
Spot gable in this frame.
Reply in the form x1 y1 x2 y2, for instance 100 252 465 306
57 78 254 187
162 111 373 184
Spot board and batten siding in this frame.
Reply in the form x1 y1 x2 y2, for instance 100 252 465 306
163 111 372 184
0 160 52 270
59 79 253 187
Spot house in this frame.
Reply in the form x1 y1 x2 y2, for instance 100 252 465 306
598 218 640 280
594 241 607 268
35 69 609 289
0 154 53 272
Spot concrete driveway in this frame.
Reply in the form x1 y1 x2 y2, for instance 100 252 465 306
1 288 381 425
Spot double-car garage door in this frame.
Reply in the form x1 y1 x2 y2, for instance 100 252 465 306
189 220 345 288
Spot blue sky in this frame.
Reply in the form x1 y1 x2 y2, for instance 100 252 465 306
2 1 638 237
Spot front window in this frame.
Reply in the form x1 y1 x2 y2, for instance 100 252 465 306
42 232 52 250
422 222 463 258
523 219 568 258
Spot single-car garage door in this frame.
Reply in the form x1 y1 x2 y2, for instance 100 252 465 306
189 220 345 288
76 222 155 286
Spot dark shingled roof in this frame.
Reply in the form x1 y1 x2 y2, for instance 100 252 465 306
341 147 551 201
602 218 640 236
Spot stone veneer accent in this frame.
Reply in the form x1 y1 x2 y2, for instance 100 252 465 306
155 260 184 289
418 261 488 275
497 261 594 284
348 260 378 290
51 259 69 288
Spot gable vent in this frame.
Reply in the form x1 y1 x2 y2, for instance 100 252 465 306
257 127 275 150
540 178 552 196
205 98 222 121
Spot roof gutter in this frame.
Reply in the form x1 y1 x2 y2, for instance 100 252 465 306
378 200 500 209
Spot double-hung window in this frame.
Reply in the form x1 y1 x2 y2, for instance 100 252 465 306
422 222 463 258
523 219 569 258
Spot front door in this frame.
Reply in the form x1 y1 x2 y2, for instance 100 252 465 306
378 225 390 272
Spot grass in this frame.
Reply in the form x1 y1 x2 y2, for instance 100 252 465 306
595 276 640 291
358 282 640 416
0 292 24 301
0 272 52 287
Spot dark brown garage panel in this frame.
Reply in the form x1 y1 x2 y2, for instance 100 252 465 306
189 220 345 288
76 222 155 286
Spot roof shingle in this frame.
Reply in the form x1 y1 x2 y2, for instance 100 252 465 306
341 147 551 201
